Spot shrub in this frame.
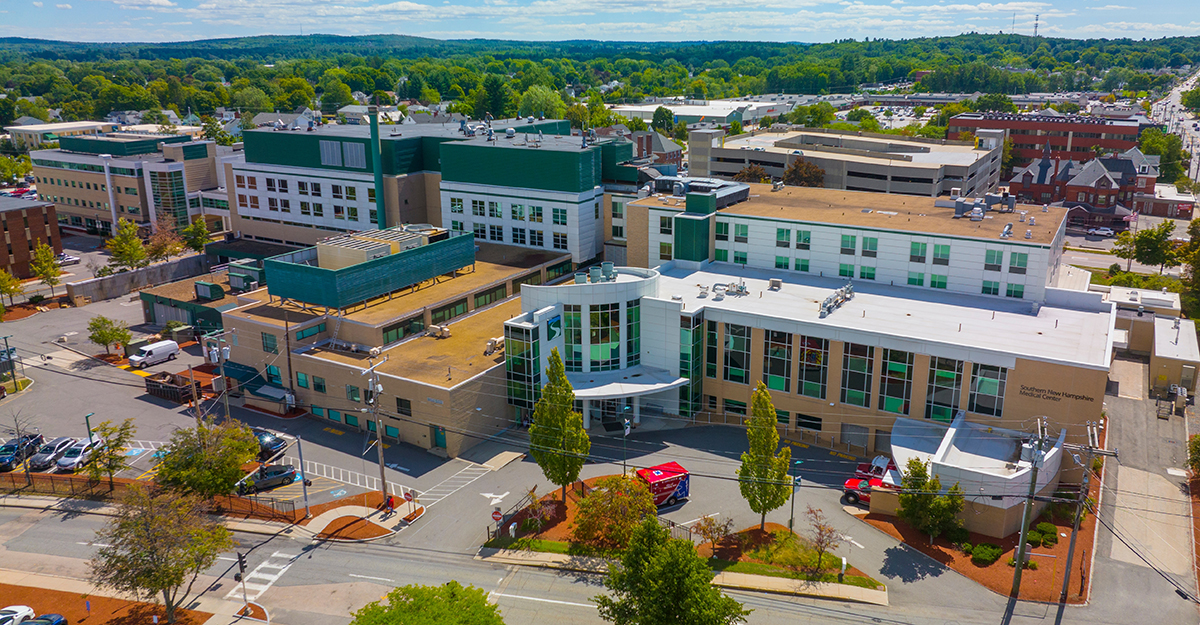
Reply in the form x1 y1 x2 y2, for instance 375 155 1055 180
1036 522 1056 536
959 542 973 554
519 518 541 534
27 294 45 304
1007 557 1038 570
1108 263 1122 275
1041 531 1059 547
971 543 1003 566
1025 530 1042 547
163 320 187 332
1092 455 1105 475
946 526 970 544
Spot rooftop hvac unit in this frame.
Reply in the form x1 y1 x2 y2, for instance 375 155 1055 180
768 278 782 291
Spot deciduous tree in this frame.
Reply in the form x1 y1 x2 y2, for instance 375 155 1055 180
595 516 750 625
87 417 137 489
106 218 148 270
146 218 185 263
651 106 673 132
694 516 735 555
732 164 768 183
181 218 212 253
572 474 656 550
155 418 260 499
89 486 231 624
351 581 505 625
30 241 60 297
529 347 591 502
803 505 844 572
896 457 964 542
782 158 824 187
0 270 24 307
1133 220 1180 273
737 382 792 531
518 85 565 119
87 315 132 356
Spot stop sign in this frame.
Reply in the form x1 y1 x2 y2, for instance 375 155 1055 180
404 491 413 502
491 510 503 522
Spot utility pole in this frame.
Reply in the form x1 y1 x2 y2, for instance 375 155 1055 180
1011 417 1046 598
187 365 199 423
1060 421 1118 603
284 310 295 399
360 356 389 502
296 435 311 518
787 459 803 530
204 329 236 420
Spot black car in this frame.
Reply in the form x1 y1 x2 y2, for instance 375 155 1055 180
252 428 287 461
27 615 67 625
28 436 77 471
0 434 45 471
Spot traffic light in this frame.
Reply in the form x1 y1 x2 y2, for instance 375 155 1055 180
234 551 247 582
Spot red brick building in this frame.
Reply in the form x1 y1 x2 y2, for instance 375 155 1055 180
948 112 1141 165
1008 147 1157 208
0 197 62 278
630 131 684 167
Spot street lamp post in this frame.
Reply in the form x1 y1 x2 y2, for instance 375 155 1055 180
1 334 14 387
787 459 803 530
84 412 95 442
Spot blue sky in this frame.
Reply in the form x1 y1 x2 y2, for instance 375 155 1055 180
1 0 1197 44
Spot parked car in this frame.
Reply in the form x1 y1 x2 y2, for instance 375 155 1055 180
55 253 81 266
238 464 298 494
128 340 180 368
0 606 35 625
251 428 287 461
1087 227 1115 237
25 616 66 625
843 477 888 506
28 436 77 471
56 439 100 472
0 434 45 471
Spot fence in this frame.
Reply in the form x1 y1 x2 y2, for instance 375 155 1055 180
0 471 120 499
658 516 697 543
211 493 297 522
279 456 416 499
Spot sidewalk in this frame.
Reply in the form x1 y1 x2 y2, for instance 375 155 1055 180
474 547 889 606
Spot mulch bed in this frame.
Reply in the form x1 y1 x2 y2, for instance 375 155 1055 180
697 522 873 579
239 602 269 621
862 478 1099 604
1 298 66 322
507 475 612 542
0 581 212 624
92 353 128 365
316 515 391 540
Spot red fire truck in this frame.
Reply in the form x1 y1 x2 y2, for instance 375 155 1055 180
635 462 690 508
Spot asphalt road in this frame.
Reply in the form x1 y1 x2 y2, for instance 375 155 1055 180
1152 72 1199 181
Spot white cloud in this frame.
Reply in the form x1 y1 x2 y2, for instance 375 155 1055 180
32 2 43 6
1090 4 1133 8
56 3 72 7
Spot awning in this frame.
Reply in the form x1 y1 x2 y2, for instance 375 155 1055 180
566 365 690 400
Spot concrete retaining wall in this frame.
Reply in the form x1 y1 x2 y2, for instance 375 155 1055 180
66 255 208 304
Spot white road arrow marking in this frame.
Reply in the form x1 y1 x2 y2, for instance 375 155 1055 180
481 491 509 506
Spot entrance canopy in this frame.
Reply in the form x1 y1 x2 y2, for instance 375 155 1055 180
566 365 689 400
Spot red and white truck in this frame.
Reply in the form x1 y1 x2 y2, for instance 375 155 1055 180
635 462 690 508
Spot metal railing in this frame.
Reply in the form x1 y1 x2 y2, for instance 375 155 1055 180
279 455 417 499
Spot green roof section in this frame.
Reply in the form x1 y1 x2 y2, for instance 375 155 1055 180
242 131 374 174
59 133 190 156
674 214 710 263
440 140 604 194
685 192 718 215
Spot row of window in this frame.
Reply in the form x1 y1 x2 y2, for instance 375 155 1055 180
236 175 376 203
36 177 139 197
238 194 377 224
45 195 141 214
715 323 1008 418
451 221 568 250
450 198 564 225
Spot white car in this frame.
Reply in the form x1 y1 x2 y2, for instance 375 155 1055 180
56 439 100 472
0 606 34 625
1087 227 1115 237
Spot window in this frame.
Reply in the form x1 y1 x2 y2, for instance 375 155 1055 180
879 349 914 415
840 234 856 255
564 304 582 371
298 181 309 195
734 223 748 243
796 413 823 431
345 187 356 201
235 175 245 188
763 330 792 392
612 202 624 219
278 180 289 193
554 232 569 250
839 263 854 278
266 178 277 192
930 274 947 289
1009 252 1028 274
859 266 875 280
982 280 999 295
1006 283 1024 299
431 299 468 325
723 399 747 416
715 249 728 262
331 184 343 199
247 177 258 190
840 343 873 408
659 242 673 260
770 255 787 270
333 205 345 219
907 272 924 286
595 203 600 220
910 242 927 263
261 332 278 354
489 201 502 218
797 335 828 398
969 364 1007 417
794 258 809 272
248 196 260 210
348 206 359 220
265 365 281 385
280 199 291 212
530 230 544 247
733 251 747 264
473 223 487 238
311 183 321 196
776 228 791 248
347 385 361 403
984 249 1003 272
926 357 963 422
489 225 503 241
472 200 485 216
474 284 507 309
627 300 641 366
512 227 526 244
312 203 323 218
589 302 621 371
296 372 309 389
511 204 524 220
450 220 463 232
723 323 751 384
795 230 811 250
237 194 247 209
319 141 342 166
396 398 412 416
715 222 729 241
450 197 463 213
776 410 789 425
552 208 568 226
612 225 624 238
295 322 326 341
933 244 950 265
367 188 376 203
268 197 278 211
328 409 342 423
660 216 673 235
862 237 878 257
530 206 543 223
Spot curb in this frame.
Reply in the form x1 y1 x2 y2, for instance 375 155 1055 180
711 577 888 607
58 342 127 370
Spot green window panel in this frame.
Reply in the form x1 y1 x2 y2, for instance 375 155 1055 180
794 259 809 272
931 274 948 289
723 323 751 385
862 237 878 257
715 249 728 262
907 272 924 286
933 244 950 265
313 376 326 393
763 330 791 394
985 249 1003 271
775 256 789 270
734 223 748 242
839 263 854 278
296 372 309 389
982 280 1000 295
776 410 789 425
345 413 360 427
776 228 791 247
910 242 927 263
733 251 747 264
860 266 875 280
1006 283 1024 299
795 230 811 250
840 234 856 255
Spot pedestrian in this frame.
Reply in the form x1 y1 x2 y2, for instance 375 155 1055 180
385 495 395 516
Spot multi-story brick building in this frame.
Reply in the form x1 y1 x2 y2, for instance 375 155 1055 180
948 112 1141 166
0 197 61 278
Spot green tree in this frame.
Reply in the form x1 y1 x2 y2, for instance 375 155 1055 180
1188 434 1200 475
89 486 231 624
572 474 657 550
624 117 648 132
1181 87 1200 111
0 270 24 307
418 86 441 104
595 516 750 625
974 93 1018 113
651 106 673 132
737 382 792 531
1113 230 1137 271
30 241 60 297
896 457 964 542
1139 128 1189 182
231 86 272 118
732 164 768 183
1001 137 1020 177
529 347 591 502
321 80 355 113
181 218 211 253
728 120 743 136
782 158 824 187
351 581 505 625
1134 220 1179 273
518 85 566 119
155 418 260 499
481 73 513 118
86 417 137 489
0 154 31 184
146 218 185 263
200 116 232 146
87 315 132 356
106 218 148 270
564 103 589 129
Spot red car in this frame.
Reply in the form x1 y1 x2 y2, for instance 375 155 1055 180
843 477 887 506
855 455 898 481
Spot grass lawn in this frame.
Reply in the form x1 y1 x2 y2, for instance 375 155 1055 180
1 378 32 393
710 558 882 589
1086 268 1182 289
483 535 600 557
718 527 883 590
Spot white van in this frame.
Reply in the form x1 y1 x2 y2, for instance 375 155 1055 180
128 340 180 368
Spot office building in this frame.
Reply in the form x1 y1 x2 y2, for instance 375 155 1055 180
4 121 118 150
690 128 1004 199
947 112 1141 166
0 197 61 278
